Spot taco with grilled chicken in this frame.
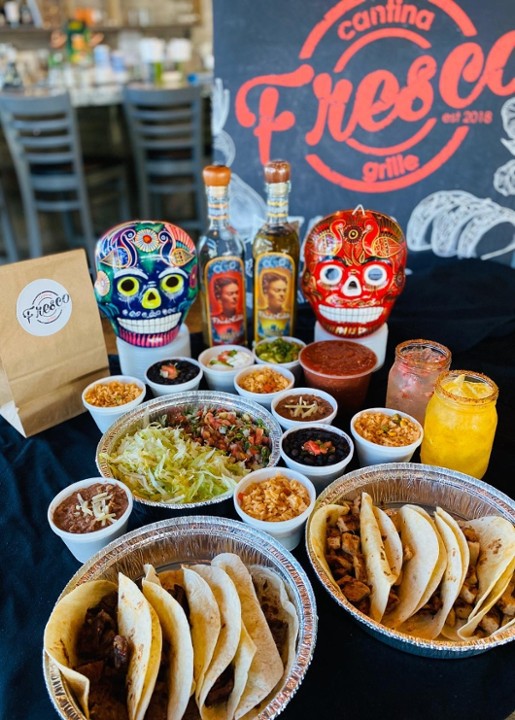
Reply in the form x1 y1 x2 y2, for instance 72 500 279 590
399 508 466 640
308 494 403 623
211 553 284 719
382 505 442 630
43 573 162 720
442 515 515 639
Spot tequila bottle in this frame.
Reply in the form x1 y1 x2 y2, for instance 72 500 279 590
198 165 247 347
252 159 299 342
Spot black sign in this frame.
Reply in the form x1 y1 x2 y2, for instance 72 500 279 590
212 0 515 271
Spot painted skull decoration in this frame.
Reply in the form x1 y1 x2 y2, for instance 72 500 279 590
301 208 407 337
94 220 198 347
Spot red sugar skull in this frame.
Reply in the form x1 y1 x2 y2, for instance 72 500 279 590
301 208 407 337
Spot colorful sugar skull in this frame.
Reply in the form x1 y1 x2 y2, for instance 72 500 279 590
301 208 407 338
94 220 198 347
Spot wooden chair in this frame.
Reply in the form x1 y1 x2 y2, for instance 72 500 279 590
122 84 207 236
0 90 131 269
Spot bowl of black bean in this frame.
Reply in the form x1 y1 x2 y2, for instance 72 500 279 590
280 423 354 489
145 357 203 397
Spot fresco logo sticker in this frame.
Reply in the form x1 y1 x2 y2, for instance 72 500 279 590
17 279 72 336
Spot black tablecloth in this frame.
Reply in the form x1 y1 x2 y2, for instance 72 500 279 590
1 259 514 720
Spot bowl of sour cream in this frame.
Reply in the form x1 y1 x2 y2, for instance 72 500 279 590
198 344 255 393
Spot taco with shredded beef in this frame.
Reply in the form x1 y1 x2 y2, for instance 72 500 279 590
43 574 162 720
157 565 222 704
142 565 195 720
211 553 284 719
189 563 256 720
249 566 299 679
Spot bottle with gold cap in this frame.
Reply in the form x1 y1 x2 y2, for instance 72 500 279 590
198 164 247 347
252 159 299 342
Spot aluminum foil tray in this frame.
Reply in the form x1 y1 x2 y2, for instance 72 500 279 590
305 462 515 659
43 515 318 719
95 390 283 510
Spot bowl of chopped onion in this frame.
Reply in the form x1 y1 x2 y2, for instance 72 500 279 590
95 391 283 511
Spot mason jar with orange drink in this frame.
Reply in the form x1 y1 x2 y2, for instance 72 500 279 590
420 370 498 479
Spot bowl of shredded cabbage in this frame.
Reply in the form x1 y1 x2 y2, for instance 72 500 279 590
95 391 283 510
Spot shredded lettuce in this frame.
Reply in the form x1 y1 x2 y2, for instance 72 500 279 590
99 423 248 503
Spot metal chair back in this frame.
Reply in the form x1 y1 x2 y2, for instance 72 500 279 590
0 90 129 268
122 84 207 235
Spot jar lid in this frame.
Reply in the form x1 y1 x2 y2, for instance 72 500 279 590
203 164 231 187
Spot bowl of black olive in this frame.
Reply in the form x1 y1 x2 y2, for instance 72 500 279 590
280 424 354 489
145 357 203 397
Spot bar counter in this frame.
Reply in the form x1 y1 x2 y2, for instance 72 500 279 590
1 258 514 719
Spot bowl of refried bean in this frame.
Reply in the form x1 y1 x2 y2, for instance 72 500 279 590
48 477 133 562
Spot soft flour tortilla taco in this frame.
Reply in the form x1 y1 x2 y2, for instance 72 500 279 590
211 553 284 719
400 508 466 640
43 580 118 718
360 492 401 622
249 565 299 677
43 574 162 720
308 496 402 623
401 505 448 616
455 516 515 639
158 566 222 701
382 505 441 630
308 503 353 593
117 572 162 720
372 504 403 583
189 563 256 720
142 565 194 720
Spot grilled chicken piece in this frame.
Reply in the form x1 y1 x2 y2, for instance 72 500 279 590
326 553 353 574
326 535 341 551
498 581 515 616
341 532 360 556
353 553 368 583
479 608 502 635
455 599 473 620
459 582 477 605
340 577 371 603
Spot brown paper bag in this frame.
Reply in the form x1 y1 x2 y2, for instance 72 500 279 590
0 249 110 437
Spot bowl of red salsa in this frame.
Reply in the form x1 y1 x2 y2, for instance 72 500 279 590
299 340 377 414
